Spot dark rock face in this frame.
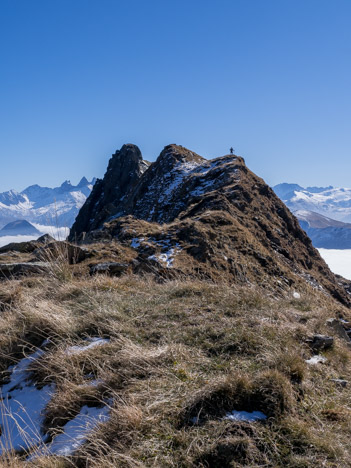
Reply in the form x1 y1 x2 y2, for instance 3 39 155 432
69 144 150 240
307 334 334 351
69 143 241 238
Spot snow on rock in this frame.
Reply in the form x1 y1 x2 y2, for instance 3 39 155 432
148 244 181 268
305 355 327 365
0 348 55 454
130 237 144 248
224 410 267 422
293 292 301 299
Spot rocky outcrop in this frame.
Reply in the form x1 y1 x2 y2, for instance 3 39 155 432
68 143 351 306
0 234 55 254
69 144 150 240
0 262 50 279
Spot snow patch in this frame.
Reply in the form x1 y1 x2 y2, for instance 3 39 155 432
66 337 110 355
148 244 181 268
305 355 327 365
224 410 267 422
31 405 110 458
0 348 55 454
130 237 144 248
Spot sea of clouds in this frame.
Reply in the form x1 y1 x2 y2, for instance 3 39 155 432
0 224 69 248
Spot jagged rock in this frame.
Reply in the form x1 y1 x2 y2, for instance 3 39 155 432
0 262 50 278
307 334 334 351
89 262 129 276
37 234 55 244
326 318 351 342
69 144 150 240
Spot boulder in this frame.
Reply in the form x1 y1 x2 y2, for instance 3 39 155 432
326 318 351 342
89 262 129 276
307 334 334 351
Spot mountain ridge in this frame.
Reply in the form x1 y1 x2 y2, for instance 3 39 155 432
69 143 351 307
0 177 95 229
274 183 351 248
273 182 351 223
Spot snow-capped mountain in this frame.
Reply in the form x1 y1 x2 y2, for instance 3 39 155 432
0 177 95 229
273 183 351 223
292 209 351 249
273 184 351 249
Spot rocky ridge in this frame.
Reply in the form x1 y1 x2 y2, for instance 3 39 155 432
69 144 351 307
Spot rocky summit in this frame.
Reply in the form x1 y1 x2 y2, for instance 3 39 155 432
69 144 351 306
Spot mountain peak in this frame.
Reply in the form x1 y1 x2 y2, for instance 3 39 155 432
77 177 89 187
157 144 204 166
60 180 72 188
69 144 150 236
68 143 351 307
0 219 41 237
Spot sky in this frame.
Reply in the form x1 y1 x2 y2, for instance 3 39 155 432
1 0 350 192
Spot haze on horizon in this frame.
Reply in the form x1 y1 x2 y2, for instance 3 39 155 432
1 0 350 192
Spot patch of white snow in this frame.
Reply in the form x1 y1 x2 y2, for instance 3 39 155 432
305 355 327 365
0 349 55 454
66 338 110 355
224 410 267 422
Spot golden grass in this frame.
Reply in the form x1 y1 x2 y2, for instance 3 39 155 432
0 269 350 466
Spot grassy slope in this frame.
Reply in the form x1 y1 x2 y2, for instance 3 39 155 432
0 266 351 467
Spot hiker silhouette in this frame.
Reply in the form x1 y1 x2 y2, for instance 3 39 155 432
230 147 234 154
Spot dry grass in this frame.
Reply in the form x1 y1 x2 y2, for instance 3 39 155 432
0 266 350 467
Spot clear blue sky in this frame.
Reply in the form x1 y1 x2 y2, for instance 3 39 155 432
1 0 350 192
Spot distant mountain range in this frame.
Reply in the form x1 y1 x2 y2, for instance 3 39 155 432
0 177 95 230
273 183 351 249
273 183 351 223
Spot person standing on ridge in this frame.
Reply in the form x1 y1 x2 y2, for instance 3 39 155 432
230 147 234 154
